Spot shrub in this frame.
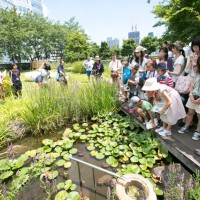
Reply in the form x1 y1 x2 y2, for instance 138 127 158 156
71 61 85 74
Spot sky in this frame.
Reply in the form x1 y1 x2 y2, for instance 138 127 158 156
42 0 165 46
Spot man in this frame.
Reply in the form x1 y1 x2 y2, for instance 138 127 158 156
83 56 94 82
57 60 67 86
109 53 122 85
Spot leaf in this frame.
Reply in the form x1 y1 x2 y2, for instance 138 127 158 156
95 153 105 160
139 158 147 165
63 153 72 161
158 145 168 158
11 158 24 170
106 156 118 167
80 135 87 140
126 151 133 158
140 164 147 171
19 154 29 162
69 148 78 155
63 141 73 149
55 146 63 153
48 170 59 180
67 191 80 200
42 139 53 146
56 160 66 167
82 123 88 127
0 159 10 171
64 179 72 190
57 182 65 190
90 151 98 157
155 186 164 196
130 164 141 174
87 145 95 151
55 140 64 146
64 128 72 134
25 150 37 157
55 190 68 200
18 167 30 175
130 156 139 163
70 184 77 191
0 171 14 180
64 162 72 169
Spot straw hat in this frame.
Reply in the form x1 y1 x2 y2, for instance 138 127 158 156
142 77 160 91
173 41 184 50
95 56 101 61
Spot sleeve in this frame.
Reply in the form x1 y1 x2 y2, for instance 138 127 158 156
167 77 174 88
109 61 112 70
118 60 122 70
143 102 152 111
57 66 62 72
174 57 184 75
135 72 140 83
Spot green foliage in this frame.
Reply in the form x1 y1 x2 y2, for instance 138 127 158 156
99 42 111 59
140 36 161 54
152 0 200 42
71 61 85 74
90 42 100 57
121 39 136 57
64 31 90 63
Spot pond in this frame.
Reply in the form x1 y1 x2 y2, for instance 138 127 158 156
0 112 167 200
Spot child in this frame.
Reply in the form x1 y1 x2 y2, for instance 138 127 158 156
121 57 131 102
129 96 156 128
9 64 22 97
156 62 173 87
142 78 186 137
0 70 6 99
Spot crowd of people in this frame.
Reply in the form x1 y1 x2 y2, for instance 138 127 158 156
105 37 200 156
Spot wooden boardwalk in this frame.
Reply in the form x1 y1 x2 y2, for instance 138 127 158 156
122 106 200 173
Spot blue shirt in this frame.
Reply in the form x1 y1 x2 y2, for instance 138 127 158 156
122 65 131 84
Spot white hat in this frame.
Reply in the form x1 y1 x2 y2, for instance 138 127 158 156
131 96 140 103
95 56 101 61
134 46 144 53
142 77 160 91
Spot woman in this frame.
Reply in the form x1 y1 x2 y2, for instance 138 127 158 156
9 64 22 97
184 36 200 78
142 78 186 137
168 41 185 86
92 56 104 82
133 46 146 74
158 47 168 65
36 62 51 86
178 56 200 140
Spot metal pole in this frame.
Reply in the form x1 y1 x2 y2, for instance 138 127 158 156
70 157 126 181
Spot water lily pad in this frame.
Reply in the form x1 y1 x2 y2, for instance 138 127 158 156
43 146 52 153
64 179 72 190
80 135 87 140
48 170 59 180
63 141 73 149
55 140 64 146
139 158 147 165
140 164 147 171
106 156 118 167
130 164 141 174
0 171 14 180
95 153 105 160
130 156 139 163
64 162 72 169
74 132 81 137
82 123 88 127
155 186 164 196
64 128 72 134
87 145 95 151
67 191 80 200
57 182 65 190
11 158 24 170
42 139 53 146
41 167 51 173
70 184 77 191
63 154 71 161
25 150 37 158
0 159 10 171
55 146 63 153
69 148 78 155
126 151 133 158
90 151 98 157
55 190 68 200
19 154 29 162
56 160 66 167
79 129 85 133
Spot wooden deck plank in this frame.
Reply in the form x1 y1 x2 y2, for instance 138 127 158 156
121 106 200 173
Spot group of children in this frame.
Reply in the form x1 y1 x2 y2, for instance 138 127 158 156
108 37 200 156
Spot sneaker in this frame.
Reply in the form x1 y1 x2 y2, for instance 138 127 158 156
194 149 200 156
155 127 164 133
158 130 172 137
178 126 189 134
192 131 200 141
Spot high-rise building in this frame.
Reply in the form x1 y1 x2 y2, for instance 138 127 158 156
107 37 119 48
0 0 43 16
128 24 140 45
148 32 154 37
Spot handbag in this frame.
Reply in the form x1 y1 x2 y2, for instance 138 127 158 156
110 71 118 78
175 75 192 94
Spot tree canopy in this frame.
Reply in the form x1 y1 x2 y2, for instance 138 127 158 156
121 39 136 57
152 0 200 43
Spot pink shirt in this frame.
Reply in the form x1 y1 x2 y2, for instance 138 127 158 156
0 70 6 84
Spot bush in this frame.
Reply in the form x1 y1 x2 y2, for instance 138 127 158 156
71 61 85 74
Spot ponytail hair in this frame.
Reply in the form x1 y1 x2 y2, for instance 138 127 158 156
180 49 185 57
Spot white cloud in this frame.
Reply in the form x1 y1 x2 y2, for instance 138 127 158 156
42 1 50 17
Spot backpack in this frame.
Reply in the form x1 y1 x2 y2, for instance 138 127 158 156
122 66 131 84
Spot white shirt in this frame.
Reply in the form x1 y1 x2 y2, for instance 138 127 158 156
184 53 197 78
171 55 185 82
109 59 122 71
83 60 94 71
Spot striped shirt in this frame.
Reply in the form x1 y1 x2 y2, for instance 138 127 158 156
157 73 174 88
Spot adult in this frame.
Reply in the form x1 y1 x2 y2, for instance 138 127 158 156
92 56 104 82
9 64 22 97
142 78 186 137
178 56 200 140
0 70 6 99
83 56 94 82
57 60 67 86
168 41 185 86
163 41 173 71
133 46 146 74
109 53 122 85
158 47 168 65
184 36 200 78
36 62 51 86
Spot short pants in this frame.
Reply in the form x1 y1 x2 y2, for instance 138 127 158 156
86 71 91 76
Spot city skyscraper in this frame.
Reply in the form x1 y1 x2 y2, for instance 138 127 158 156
148 32 154 37
0 0 43 16
107 37 119 48
128 24 140 45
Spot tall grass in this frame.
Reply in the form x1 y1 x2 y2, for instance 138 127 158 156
0 80 118 145
71 61 85 73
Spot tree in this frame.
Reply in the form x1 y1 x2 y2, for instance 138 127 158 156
140 36 161 54
89 42 100 57
64 31 90 62
121 39 136 57
99 42 111 59
112 46 121 57
152 0 200 43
